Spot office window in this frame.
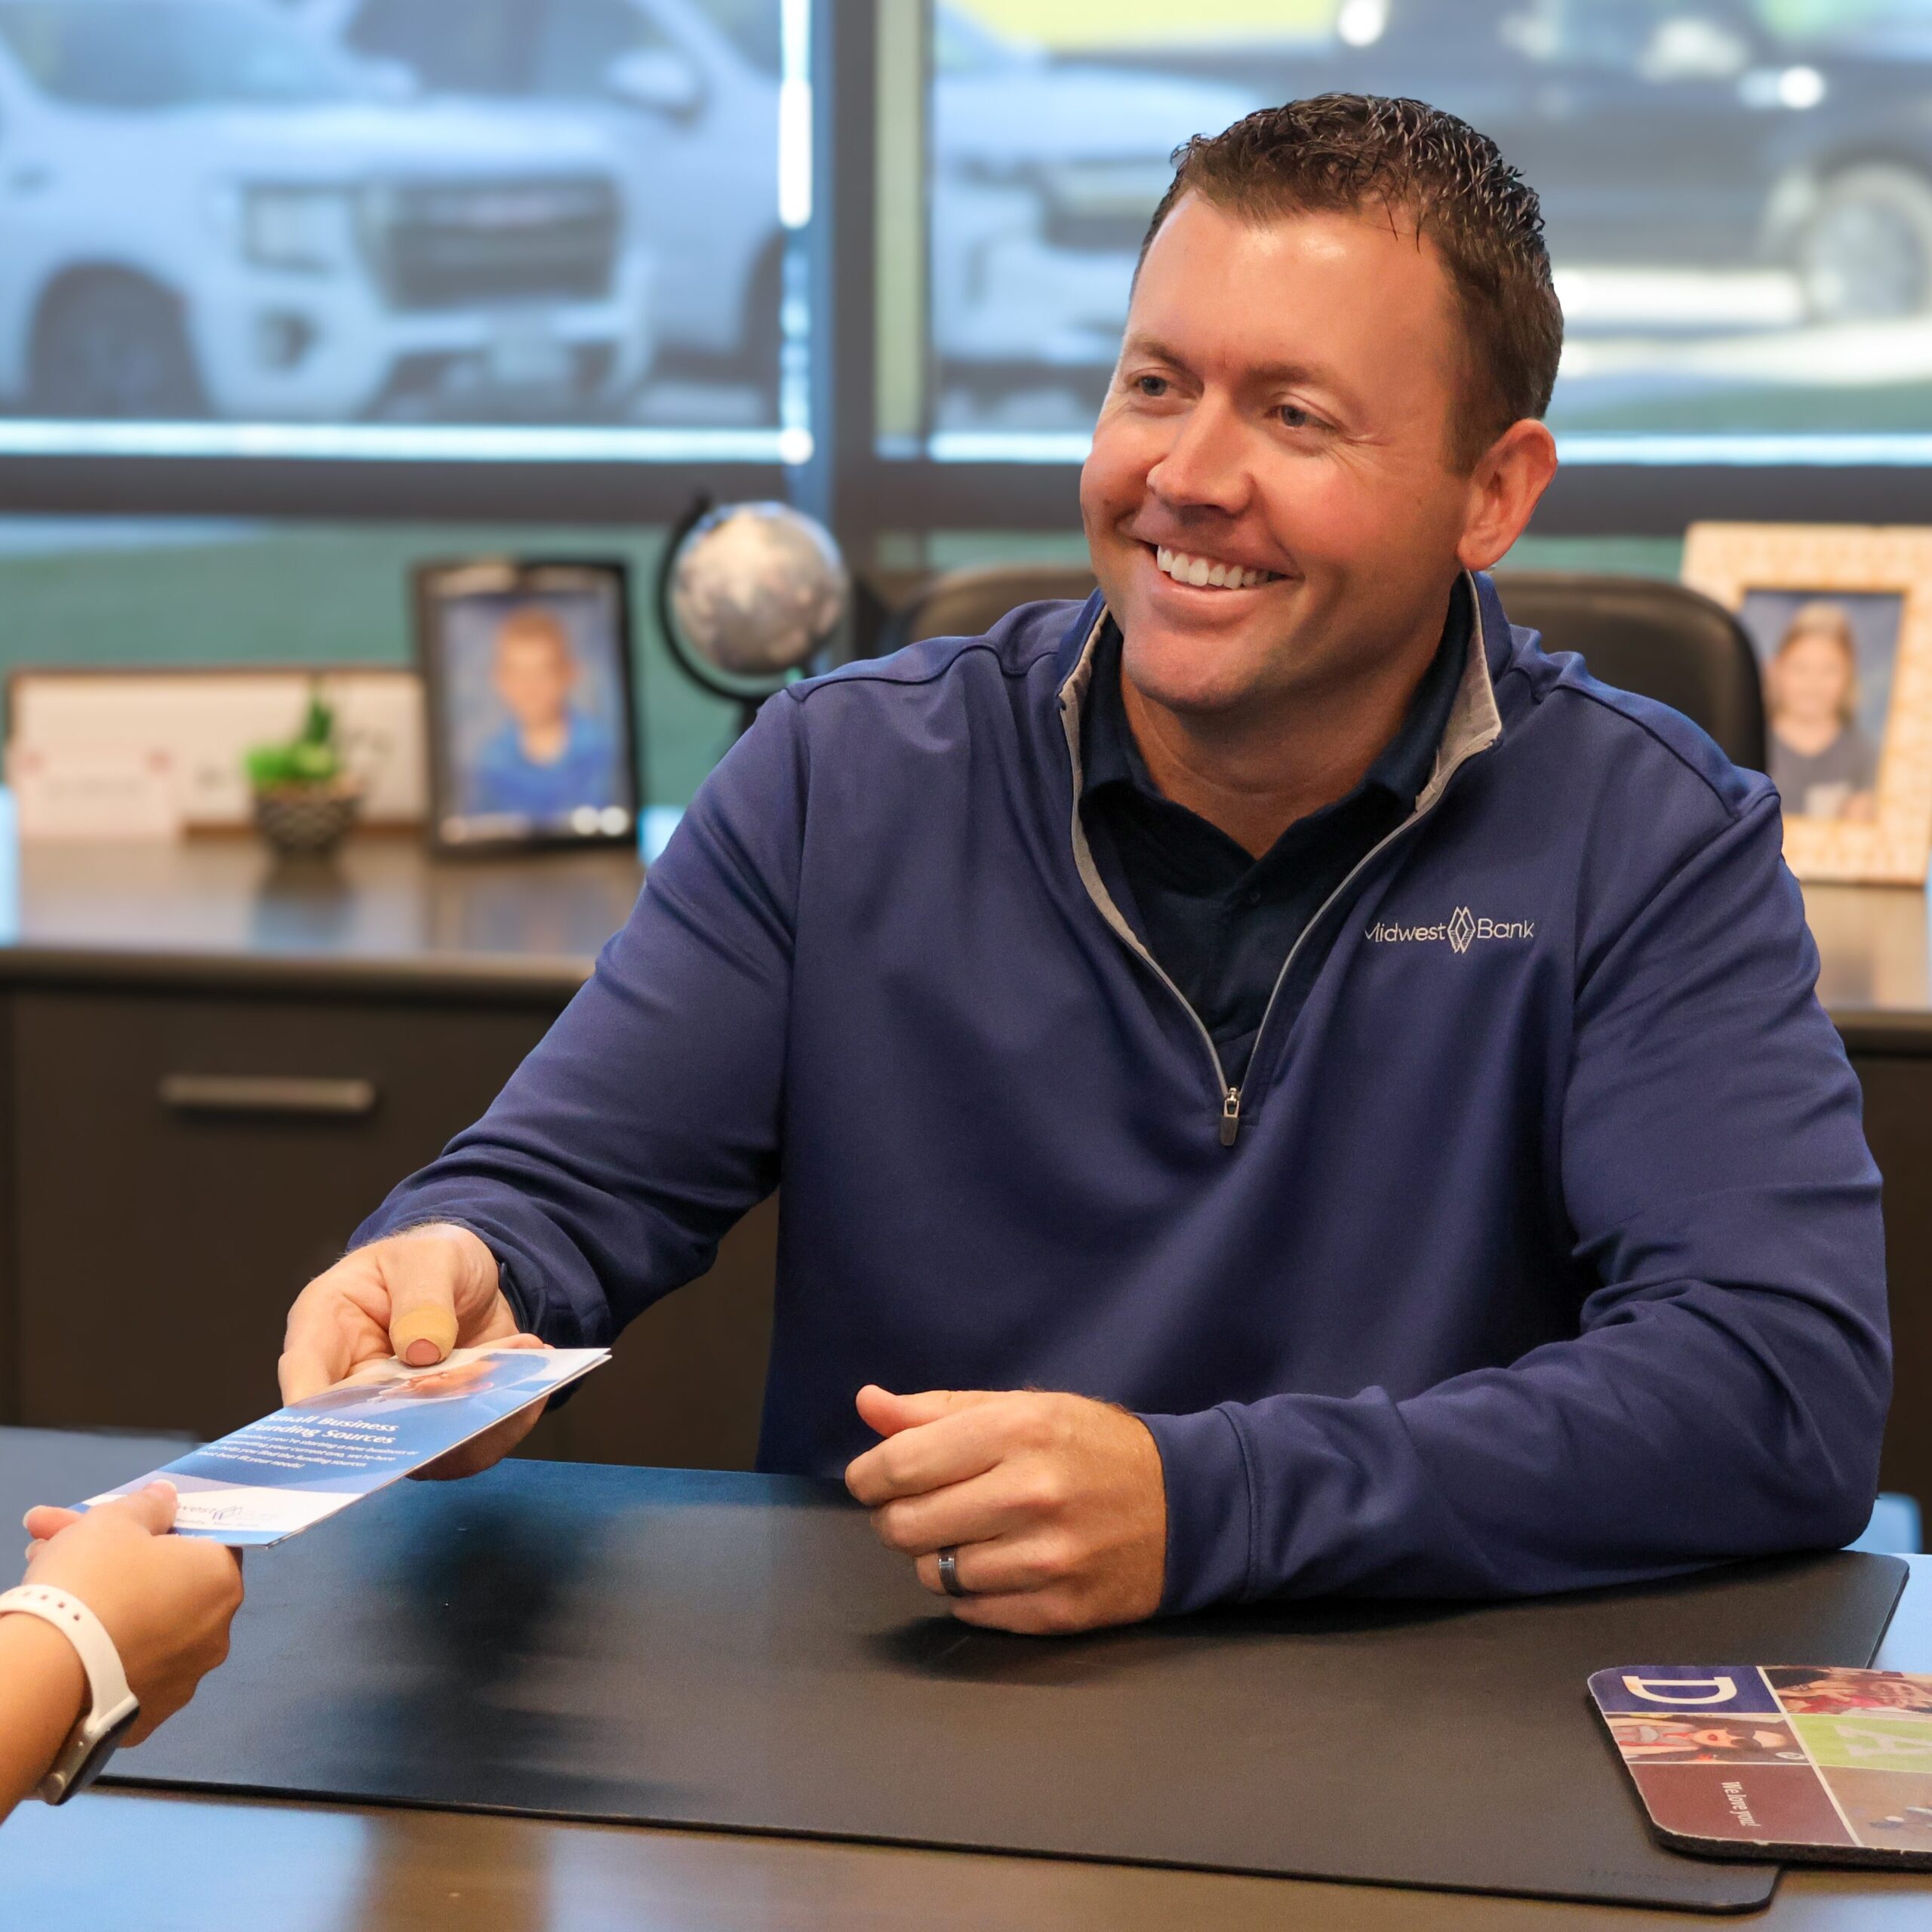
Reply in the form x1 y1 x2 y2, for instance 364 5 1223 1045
0 0 804 460
924 0 1932 460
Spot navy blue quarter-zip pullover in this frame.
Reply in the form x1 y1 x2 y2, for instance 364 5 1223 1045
358 574 1889 1612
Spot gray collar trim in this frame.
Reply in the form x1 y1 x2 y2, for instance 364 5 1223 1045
1056 568 1503 806
1420 569 1504 808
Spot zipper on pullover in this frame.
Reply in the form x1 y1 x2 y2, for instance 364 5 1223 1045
1072 763 1494 1149
1057 577 1505 1149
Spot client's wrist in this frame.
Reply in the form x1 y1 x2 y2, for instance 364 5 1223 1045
0 1607 90 1781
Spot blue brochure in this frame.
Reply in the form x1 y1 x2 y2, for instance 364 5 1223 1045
81 1345 610 1546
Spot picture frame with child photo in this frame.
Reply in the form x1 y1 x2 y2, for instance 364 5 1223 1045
414 557 640 854
1684 524 1932 886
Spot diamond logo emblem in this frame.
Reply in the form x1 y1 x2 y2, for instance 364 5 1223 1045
1446 906 1476 955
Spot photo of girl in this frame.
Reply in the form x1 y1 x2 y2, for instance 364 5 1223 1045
1763 601 1884 823
1684 521 1932 886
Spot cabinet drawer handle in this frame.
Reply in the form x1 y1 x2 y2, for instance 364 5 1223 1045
158 1075 378 1118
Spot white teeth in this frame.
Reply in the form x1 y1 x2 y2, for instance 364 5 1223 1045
1153 546 1275 590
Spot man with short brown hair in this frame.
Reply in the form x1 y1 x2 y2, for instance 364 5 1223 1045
282 96 1887 1635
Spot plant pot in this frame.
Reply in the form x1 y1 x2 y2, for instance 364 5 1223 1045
251 781 362 858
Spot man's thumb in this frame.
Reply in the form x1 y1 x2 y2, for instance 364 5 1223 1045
386 1254 462 1367
855 1385 991 1436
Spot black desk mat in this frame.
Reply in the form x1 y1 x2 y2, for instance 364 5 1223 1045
2 1430 1906 1912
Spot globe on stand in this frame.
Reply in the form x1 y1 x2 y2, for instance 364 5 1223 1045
656 496 851 734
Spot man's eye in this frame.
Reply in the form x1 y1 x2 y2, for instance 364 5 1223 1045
1278 404 1317 430
1133 374 1169 398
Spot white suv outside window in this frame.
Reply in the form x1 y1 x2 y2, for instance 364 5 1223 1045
319 0 1261 420
0 0 651 420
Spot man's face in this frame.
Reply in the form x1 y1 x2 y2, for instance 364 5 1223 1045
494 631 574 731
1081 193 1485 718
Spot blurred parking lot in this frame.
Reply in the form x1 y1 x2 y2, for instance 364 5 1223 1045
12 0 1932 445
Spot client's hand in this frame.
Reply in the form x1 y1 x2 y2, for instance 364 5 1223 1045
845 1386 1167 1635
20 1483 243 1746
278 1225 543 1479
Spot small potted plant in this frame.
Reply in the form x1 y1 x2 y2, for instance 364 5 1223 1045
245 685 361 857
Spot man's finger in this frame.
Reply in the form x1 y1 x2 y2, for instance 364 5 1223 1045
871 1466 1030 1558
278 1340 346 1405
948 1589 1086 1637
846 1401 1014 1506
279 1273 389 1403
912 1533 1064 1598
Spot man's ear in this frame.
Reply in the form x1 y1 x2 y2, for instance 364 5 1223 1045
1456 419 1559 574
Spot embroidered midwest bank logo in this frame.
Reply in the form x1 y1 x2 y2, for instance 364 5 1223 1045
1364 906 1535 955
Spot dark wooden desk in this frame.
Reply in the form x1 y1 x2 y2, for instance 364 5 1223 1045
0 844 1926 1494
1 1557 1926 1930
1806 883 1932 1054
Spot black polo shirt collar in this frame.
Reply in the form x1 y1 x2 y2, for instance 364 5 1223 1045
1081 575 1473 885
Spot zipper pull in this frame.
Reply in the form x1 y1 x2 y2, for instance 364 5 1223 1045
1220 1087 1241 1147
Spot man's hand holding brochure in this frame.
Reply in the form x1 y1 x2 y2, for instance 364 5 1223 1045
279 1220 552 1480
63 1341 609 1547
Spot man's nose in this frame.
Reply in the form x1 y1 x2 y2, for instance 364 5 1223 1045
1145 393 1252 518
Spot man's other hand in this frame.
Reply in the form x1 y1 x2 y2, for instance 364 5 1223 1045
278 1226 543 1480
844 1386 1167 1635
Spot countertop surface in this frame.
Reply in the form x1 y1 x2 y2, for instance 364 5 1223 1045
0 838 1925 1043
0 835 645 998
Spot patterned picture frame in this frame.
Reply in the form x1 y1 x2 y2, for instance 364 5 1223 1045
1683 523 1932 886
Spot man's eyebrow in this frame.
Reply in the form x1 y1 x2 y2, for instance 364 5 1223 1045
1120 334 1354 398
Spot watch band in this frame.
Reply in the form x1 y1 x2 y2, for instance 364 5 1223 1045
0 1583 140 1803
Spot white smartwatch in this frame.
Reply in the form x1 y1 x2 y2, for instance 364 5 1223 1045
0 1584 140 1804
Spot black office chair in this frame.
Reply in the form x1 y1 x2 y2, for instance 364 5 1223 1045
885 564 1767 774
883 562 1097 655
1493 571 1766 771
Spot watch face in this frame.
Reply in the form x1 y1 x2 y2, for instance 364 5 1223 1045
63 1704 141 1801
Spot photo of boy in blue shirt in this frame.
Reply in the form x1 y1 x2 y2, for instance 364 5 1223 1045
466 604 620 823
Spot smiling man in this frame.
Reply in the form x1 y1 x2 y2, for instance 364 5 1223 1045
278 97 1887 1633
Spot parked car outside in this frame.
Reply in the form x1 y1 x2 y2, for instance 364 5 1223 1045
311 0 1263 415
312 0 783 386
1086 0 1932 325
0 0 651 421
928 6 1263 390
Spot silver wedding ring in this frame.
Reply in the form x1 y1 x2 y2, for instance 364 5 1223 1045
937 1545 970 1598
